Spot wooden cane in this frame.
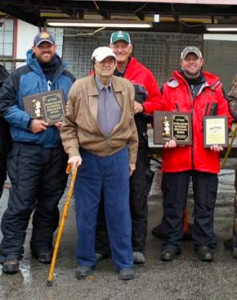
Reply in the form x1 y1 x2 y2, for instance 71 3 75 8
47 164 78 286
220 124 237 169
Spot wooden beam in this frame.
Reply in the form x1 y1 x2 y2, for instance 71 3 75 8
100 0 237 4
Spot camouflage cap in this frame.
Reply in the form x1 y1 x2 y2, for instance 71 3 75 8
180 46 202 60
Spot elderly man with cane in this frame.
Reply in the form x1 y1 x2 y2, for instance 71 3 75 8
61 46 138 280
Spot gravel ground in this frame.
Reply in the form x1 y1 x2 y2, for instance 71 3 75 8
0 168 236 300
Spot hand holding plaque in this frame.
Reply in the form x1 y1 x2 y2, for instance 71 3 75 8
153 111 192 145
23 89 66 126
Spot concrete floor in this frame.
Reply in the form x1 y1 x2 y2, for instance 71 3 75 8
0 167 236 300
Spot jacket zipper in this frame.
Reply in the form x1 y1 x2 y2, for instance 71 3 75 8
186 83 194 170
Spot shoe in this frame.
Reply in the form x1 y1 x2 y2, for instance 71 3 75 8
223 238 233 251
151 224 166 239
76 266 94 279
95 253 104 262
2 259 19 274
32 251 52 264
133 252 145 264
196 246 213 262
160 245 181 261
160 246 181 261
118 268 134 280
95 252 110 261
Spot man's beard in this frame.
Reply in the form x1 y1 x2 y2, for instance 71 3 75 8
182 69 201 79
38 52 54 64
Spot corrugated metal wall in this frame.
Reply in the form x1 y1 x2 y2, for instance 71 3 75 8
204 40 237 92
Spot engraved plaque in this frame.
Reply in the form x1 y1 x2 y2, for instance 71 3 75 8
153 111 192 145
172 114 191 144
23 89 66 126
203 116 228 147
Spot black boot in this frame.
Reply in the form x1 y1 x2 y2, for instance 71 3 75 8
196 246 213 262
2 259 19 274
223 238 233 250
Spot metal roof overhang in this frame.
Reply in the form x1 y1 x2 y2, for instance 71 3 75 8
0 0 237 32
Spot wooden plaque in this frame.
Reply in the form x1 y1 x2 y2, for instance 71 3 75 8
153 111 192 145
23 89 66 126
203 116 228 147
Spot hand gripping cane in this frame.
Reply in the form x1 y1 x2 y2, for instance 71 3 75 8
47 164 78 286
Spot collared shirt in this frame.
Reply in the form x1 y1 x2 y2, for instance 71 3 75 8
95 76 122 138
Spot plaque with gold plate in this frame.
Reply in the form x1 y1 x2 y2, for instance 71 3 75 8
203 116 228 148
23 89 66 126
153 111 192 145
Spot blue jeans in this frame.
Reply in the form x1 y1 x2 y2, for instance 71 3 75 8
74 147 133 270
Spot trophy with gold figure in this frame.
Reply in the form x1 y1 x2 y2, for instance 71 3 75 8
162 116 171 139
153 111 192 145
32 99 42 118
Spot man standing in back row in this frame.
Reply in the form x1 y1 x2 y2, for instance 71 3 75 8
96 31 162 264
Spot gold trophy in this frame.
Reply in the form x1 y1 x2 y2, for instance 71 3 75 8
32 99 42 118
153 111 192 145
162 116 171 139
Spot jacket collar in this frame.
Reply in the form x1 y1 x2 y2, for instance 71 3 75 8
87 75 124 96
172 70 221 91
26 49 67 81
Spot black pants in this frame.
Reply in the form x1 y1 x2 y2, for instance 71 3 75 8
0 153 7 198
162 170 218 250
96 146 152 254
0 117 11 198
0 143 68 261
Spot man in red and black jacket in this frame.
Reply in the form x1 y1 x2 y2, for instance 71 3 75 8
96 31 162 264
160 46 232 262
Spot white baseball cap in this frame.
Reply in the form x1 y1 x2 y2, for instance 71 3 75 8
91 46 116 62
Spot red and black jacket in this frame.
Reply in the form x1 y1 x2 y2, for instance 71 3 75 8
121 57 162 147
161 70 232 174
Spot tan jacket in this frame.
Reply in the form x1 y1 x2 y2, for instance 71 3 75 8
60 75 138 163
